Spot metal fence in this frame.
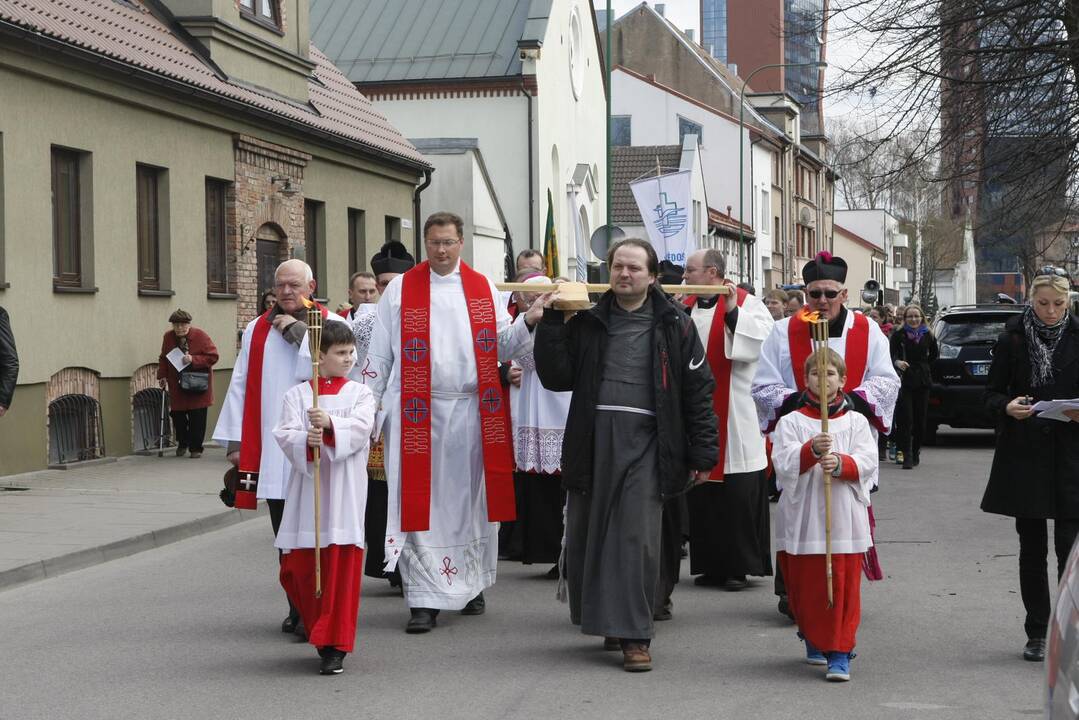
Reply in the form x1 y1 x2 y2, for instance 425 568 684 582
133 388 173 453
47 394 104 465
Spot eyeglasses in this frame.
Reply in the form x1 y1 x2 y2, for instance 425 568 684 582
1037 266 1069 279
807 289 841 300
426 239 460 248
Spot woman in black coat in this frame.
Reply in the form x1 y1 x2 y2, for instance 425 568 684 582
982 269 1079 662
889 304 939 469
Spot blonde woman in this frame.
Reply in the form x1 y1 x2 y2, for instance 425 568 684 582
982 268 1079 662
889 304 938 469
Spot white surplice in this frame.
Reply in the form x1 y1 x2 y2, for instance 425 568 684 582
212 312 353 501
366 262 534 610
510 352 571 474
273 380 376 551
688 293 774 477
751 310 900 436
771 410 876 555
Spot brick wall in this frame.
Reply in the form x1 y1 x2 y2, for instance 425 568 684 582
230 135 311 337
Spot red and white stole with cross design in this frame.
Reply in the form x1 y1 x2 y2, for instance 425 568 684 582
787 308 870 393
398 261 515 532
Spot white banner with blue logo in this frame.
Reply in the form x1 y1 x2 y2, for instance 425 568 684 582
630 169 693 266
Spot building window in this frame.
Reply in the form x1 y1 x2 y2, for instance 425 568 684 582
678 116 703 145
52 147 92 290
136 164 167 292
385 215 401 246
48 394 104 465
760 189 770 232
611 116 632 146
305 200 326 300
239 0 279 25
348 208 366 275
205 179 229 294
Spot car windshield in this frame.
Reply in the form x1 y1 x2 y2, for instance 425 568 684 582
937 314 1014 345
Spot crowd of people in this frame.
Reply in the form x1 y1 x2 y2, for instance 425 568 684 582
187 210 1078 680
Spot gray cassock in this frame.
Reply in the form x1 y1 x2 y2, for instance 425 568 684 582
565 301 663 640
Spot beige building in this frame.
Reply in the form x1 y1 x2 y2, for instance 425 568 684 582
0 0 429 474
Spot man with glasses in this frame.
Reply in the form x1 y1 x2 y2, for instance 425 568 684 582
213 259 353 636
366 212 546 634
752 252 899 615
681 249 776 593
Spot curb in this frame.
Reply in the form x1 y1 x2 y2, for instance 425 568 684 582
0 502 269 592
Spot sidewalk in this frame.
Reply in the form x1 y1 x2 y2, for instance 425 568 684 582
0 447 266 591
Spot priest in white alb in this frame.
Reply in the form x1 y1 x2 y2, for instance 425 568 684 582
212 259 352 634
365 212 546 634
681 249 775 590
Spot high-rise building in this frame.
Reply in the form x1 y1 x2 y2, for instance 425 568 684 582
721 0 828 139
700 0 728 63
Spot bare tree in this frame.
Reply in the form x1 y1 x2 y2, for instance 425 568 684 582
818 0 1079 287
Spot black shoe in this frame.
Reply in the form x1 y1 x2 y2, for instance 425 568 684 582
693 574 725 587
653 599 673 621
175 446 188 457
406 608 439 633
461 592 486 616
281 613 299 634
902 458 913 470
724 576 749 591
1023 638 1046 662
319 648 346 675
294 619 307 641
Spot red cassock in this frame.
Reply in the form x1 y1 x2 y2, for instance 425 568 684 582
280 546 364 652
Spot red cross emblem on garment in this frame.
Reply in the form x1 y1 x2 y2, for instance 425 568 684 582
480 387 502 413
404 338 429 363
439 556 458 585
475 328 496 353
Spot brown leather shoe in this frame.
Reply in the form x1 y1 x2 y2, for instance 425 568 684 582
603 636 620 651
622 643 652 672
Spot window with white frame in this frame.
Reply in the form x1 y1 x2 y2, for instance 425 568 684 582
240 0 279 26
760 189 770 232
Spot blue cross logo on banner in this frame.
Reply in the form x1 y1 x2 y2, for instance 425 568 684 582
652 192 688 239
403 338 428 363
404 398 429 424
480 388 502 413
475 328 496 353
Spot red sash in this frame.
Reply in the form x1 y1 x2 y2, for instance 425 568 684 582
788 308 870 393
685 290 747 480
236 305 329 510
399 262 515 532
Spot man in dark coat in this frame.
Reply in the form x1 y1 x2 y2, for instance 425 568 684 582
0 306 17 417
982 271 1079 661
535 238 718 673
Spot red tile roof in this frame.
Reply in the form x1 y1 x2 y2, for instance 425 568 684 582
0 0 428 168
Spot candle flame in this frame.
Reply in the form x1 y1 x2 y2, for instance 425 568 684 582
301 296 315 309
797 307 823 323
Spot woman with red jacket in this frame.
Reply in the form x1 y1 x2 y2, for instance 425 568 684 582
157 309 219 458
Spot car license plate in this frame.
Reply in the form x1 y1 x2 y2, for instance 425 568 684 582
969 363 990 376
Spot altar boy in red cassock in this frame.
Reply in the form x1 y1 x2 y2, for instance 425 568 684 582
273 320 376 675
772 348 876 683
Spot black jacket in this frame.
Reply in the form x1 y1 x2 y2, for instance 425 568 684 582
0 307 17 409
981 314 1079 519
534 286 718 499
889 327 939 390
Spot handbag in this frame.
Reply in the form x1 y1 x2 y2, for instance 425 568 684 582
178 368 210 394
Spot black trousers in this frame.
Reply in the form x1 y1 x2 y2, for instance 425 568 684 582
266 498 299 620
894 386 929 459
170 407 207 452
1015 517 1079 639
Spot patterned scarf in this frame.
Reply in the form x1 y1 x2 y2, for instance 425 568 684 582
904 324 928 342
1023 306 1068 387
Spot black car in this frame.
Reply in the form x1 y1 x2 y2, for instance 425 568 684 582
925 303 1026 442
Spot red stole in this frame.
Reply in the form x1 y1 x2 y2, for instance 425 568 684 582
399 261 515 532
788 309 870 393
236 304 329 510
685 289 747 480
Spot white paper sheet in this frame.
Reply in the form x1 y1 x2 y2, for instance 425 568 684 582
166 347 190 372
1030 398 1079 422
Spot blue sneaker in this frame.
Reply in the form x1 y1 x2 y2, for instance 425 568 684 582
805 639 826 666
826 652 851 681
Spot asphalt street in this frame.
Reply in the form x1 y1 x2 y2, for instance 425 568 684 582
0 430 1047 720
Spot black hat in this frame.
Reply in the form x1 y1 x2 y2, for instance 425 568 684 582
801 251 847 284
169 308 192 323
658 260 684 285
370 241 415 275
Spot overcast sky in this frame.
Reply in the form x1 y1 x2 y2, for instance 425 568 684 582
604 0 869 120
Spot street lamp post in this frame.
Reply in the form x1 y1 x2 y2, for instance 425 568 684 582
738 60 827 284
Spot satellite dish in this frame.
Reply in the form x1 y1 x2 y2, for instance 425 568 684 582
590 224 625 260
